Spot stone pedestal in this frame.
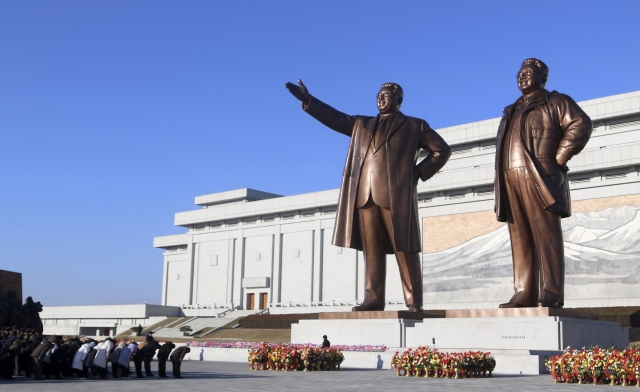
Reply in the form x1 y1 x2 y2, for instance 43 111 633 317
291 308 629 375
292 318 418 348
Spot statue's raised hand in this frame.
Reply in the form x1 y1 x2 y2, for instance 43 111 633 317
285 79 310 103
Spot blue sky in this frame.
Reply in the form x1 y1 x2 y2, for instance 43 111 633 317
1 1 639 306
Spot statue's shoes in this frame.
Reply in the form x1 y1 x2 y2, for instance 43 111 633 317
407 305 423 313
352 304 384 312
537 301 562 308
498 301 526 308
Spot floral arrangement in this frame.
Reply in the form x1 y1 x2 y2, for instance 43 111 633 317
184 341 387 352
390 347 496 378
246 342 344 371
545 347 640 385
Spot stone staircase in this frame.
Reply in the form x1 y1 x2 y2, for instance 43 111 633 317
153 309 267 338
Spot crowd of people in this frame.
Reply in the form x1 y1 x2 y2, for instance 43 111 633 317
0 327 191 381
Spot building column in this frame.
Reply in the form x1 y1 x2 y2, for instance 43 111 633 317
226 238 235 306
186 235 195 305
272 225 283 304
231 231 245 309
312 224 323 303
192 242 201 305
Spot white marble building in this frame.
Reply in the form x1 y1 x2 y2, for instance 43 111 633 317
154 90 640 312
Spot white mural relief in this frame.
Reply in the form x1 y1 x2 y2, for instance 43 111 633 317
422 205 640 303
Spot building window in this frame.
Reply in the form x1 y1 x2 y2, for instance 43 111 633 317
606 173 627 180
452 148 473 155
571 177 591 184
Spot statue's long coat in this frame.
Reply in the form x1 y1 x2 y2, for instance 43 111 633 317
303 96 451 253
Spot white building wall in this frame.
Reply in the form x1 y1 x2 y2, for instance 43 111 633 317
280 230 314 303
195 239 230 305
153 90 640 312
321 239 358 302
165 253 189 306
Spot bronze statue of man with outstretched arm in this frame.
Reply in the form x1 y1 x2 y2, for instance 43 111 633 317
285 80 451 312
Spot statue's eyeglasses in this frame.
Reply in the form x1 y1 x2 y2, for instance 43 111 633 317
377 92 394 99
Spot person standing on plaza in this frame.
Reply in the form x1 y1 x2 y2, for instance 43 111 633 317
156 341 175 378
71 339 95 379
118 341 137 379
93 338 113 379
31 337 53 381
321 335 330 348
110 341 126 378
169 345 190 379
142 334 160 377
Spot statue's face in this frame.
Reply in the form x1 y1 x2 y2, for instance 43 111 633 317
377 87 402 114
517 66 546 95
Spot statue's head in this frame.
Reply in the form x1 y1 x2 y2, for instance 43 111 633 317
517 58 548 95
377 83 403 114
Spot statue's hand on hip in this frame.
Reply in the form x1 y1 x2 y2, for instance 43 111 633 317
556 153 569 171
285 79 310 104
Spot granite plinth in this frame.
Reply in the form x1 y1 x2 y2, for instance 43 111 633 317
319 310 444 320
406 317 627 351
446 307 597 320
292 318 421 347
292 310 629 374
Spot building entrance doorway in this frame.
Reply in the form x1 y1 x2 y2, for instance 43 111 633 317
246 293 255 310
259 293 268 310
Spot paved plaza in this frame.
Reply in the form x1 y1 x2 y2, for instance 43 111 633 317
0 360 623 392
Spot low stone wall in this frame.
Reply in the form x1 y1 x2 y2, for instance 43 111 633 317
240 313 319 329
179 346 393 369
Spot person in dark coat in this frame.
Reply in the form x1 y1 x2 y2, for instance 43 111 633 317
50 340 70 380
31 339 53 381
18 336 39 377
62 338 80 378
142 335 160 376
136 325 143 336
110 341 126 378
11 334 24 377
0 331 17 380
169 346 190 379
156 341 175 378
321 335 330 348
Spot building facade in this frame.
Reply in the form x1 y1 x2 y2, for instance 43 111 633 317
154 90 640 312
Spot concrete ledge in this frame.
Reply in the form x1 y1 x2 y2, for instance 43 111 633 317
319 311 443 320
446 308 596 320
178 346 554 374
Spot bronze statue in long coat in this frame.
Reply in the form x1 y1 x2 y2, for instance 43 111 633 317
285 80 450 311
495 59 592 308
